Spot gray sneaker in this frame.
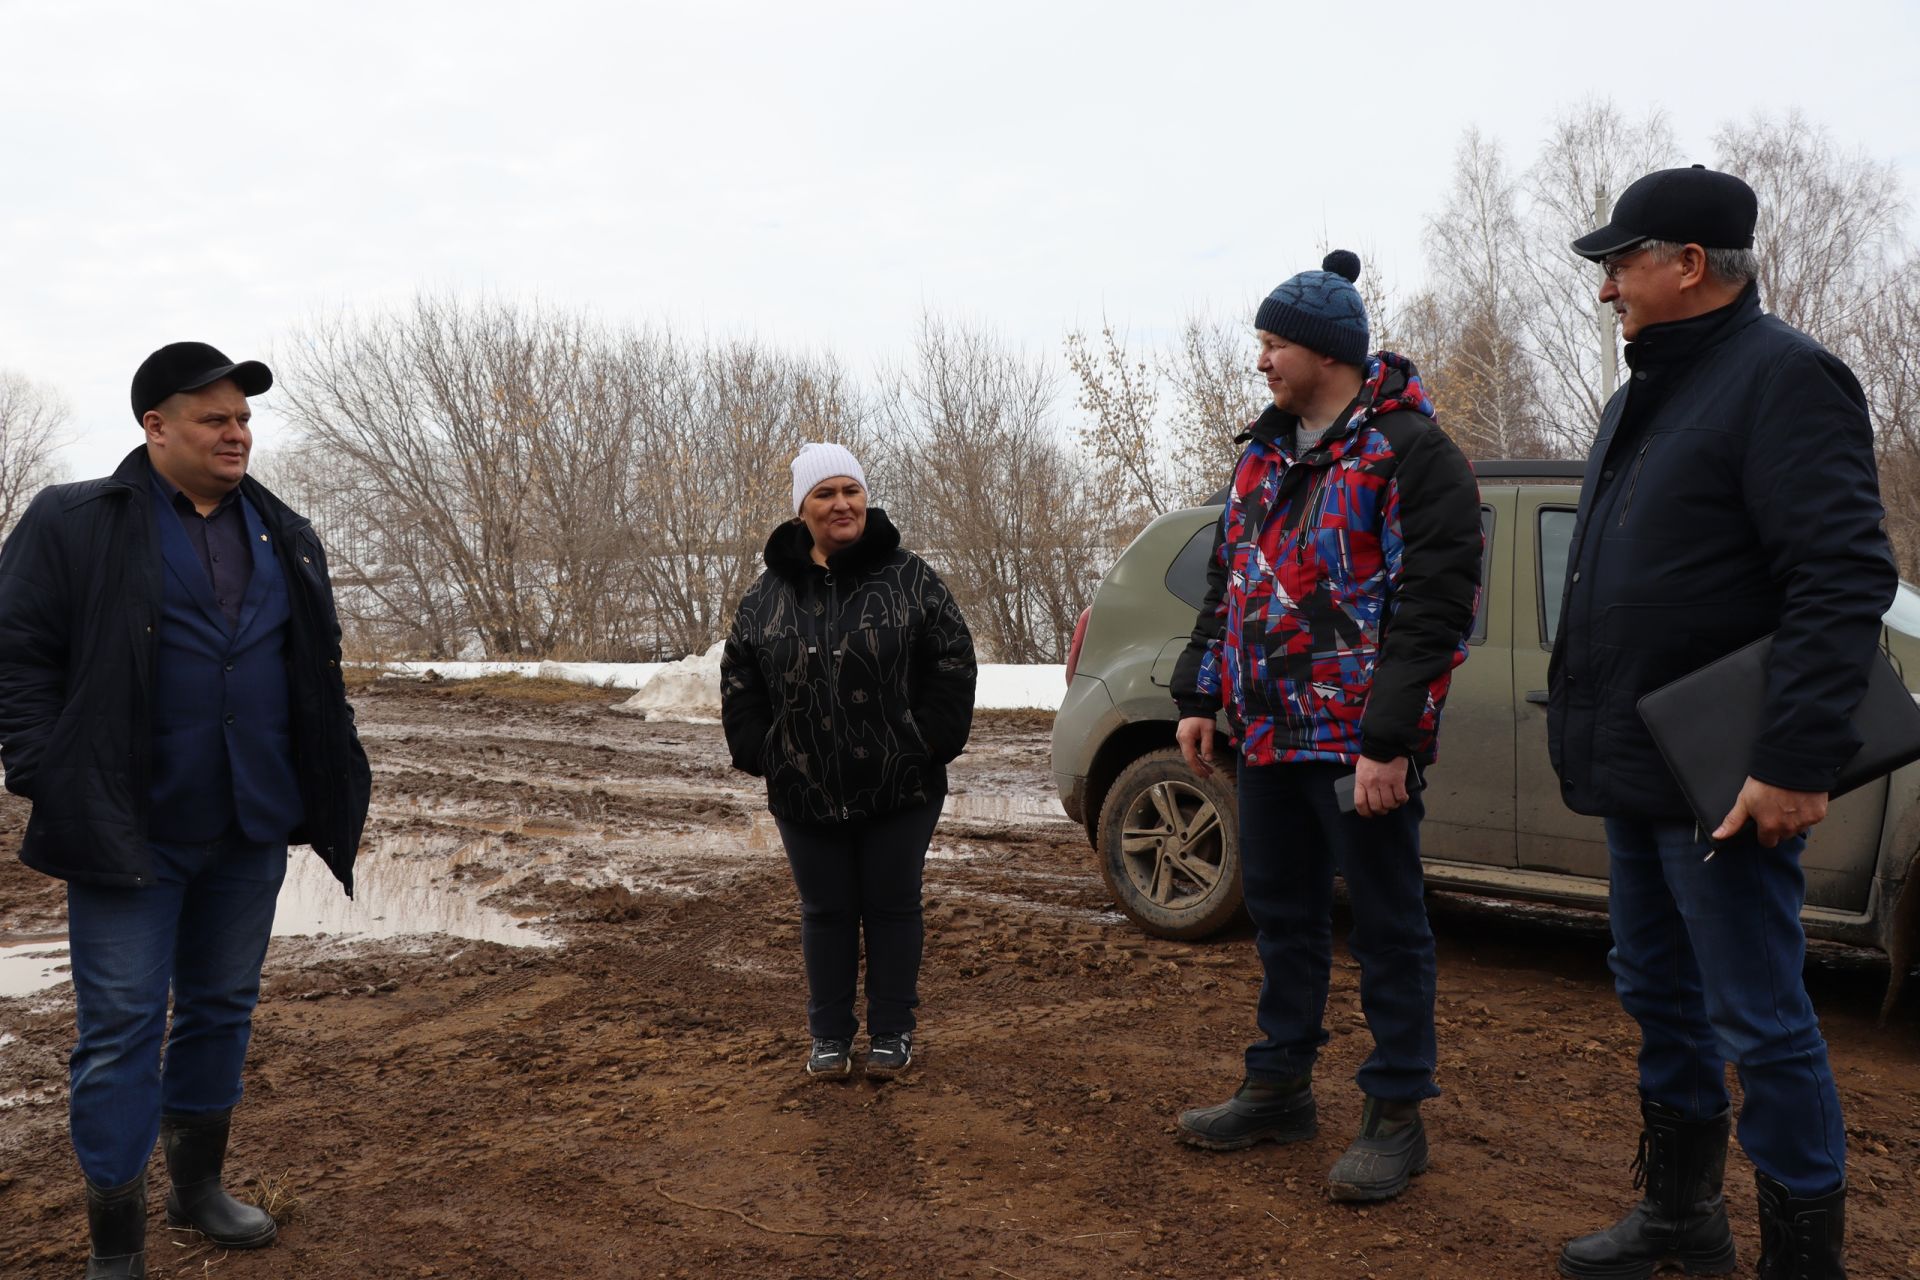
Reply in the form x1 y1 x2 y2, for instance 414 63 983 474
865 1032 914 1079
805 1038 853 1079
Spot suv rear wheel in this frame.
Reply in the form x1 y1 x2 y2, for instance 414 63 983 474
1095 747 1242 939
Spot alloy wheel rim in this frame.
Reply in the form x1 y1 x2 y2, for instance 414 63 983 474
1118 779 1225 908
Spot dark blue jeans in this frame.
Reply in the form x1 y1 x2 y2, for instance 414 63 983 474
1238 761 1439 1100
65 834 287 1186
1605 817 1845 1197
774 798 942 1041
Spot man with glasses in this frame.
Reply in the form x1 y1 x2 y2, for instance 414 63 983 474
1548 167 1893 1280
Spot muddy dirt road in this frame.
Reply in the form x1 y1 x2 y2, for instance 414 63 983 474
2 677 1917 1278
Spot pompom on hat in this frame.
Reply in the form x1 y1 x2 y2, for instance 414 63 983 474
790 442 867 514
1254 251 1370 366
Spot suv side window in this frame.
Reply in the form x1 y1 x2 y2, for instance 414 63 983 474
1538 507 1577 647
1165 521 1218 613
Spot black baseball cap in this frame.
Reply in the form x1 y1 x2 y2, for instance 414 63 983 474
130 341 273 422
1571 164 1759 262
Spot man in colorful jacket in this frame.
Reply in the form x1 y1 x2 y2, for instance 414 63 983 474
1169 251 1482 1202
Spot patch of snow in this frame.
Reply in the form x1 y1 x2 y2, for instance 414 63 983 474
367 659 1067 709
615 643 724 723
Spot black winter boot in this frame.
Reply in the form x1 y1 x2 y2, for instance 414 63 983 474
1175 1076 1316 1150
1756 1173 1846 1280
1557 1101 1735 1279
84 1170 146 1279
160 1110 277 1249
1327 1096 1428 1202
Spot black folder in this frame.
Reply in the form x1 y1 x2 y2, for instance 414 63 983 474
1636 633 1920 833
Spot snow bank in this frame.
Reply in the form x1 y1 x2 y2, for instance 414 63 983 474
614 643 725 722
374 658 1067 710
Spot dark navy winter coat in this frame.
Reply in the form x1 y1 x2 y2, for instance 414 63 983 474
1547 284 1898 818
0 448 372 890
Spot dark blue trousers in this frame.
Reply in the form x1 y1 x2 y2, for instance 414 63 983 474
65 834 287 1186
1238 760 1439 1101
1604 817 1845 1197
774 798 942 1041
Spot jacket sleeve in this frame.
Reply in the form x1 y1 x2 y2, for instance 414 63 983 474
0 490 72 798
1743 347 1898 792
1360 426 1483 762
911 564 977 765
1169 509 1230 720
719 590 774 777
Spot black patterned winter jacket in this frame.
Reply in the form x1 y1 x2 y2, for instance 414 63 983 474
721 508 977 825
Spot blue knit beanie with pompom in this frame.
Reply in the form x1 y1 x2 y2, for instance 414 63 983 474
1254 250 1369 366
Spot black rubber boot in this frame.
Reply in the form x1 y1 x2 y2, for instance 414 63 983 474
1756 1173 1846 1280
160 1110 277 1249
1327 1095 1428 1202
1175 1077 1316 1151
84 1170 147 1279
1557 1101 1736 1279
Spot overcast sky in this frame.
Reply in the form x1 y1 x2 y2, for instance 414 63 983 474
4 0 1917 480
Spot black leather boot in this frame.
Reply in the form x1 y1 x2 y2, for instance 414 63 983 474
1327 1096 1428 1202
84 1171 146 1279
1756 1173 1846 1280
1557 1100 1736 1279
1175 1076 1316 1150
160 1110 277 1249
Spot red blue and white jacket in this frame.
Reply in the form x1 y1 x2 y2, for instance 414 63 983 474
1171 353 1482 767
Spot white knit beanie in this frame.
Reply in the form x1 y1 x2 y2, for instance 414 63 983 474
790 442 867 514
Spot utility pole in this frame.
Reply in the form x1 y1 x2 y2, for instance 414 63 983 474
1596 183 1619 404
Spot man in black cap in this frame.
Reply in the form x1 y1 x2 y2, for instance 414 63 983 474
1548 167 1892 1280
0 343 371 1277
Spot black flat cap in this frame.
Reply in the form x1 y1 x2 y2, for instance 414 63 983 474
130 341 273 422
1571 164 1759 261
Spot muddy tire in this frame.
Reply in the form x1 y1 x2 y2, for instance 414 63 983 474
1096 747 1242 940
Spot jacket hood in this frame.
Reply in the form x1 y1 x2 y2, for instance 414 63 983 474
764 506 903 581
1247 350 1435 449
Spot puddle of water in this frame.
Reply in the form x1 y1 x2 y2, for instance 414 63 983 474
273 832 556 950
0 940 71 999
943 793 1070 824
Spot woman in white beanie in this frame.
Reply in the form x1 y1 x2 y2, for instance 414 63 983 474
721 443 977 1080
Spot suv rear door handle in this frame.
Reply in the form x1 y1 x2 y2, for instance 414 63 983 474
1524 690 1550 705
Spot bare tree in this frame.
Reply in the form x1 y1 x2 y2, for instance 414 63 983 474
278 296 658 659
1163 310 1264 505
0 371 70 537
1518 101 1676 441
1414 130 1555 459
1063 320 1168 516
1716 112 1907 340
619 334 866 657
878 315 1126 662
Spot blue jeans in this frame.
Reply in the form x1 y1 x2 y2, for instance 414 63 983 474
1604 817 1845 1197
65 834 287 1186
774 799 942 1041
1238 761 1439 1101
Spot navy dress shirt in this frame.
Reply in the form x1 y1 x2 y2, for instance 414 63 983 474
150 467 253 630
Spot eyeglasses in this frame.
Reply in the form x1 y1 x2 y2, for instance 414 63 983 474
1601 248 1650 282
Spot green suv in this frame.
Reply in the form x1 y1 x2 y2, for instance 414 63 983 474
1051 463 1920 978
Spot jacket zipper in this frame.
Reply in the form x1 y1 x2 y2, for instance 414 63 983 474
821 570 850 821
1616 438 1653 528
